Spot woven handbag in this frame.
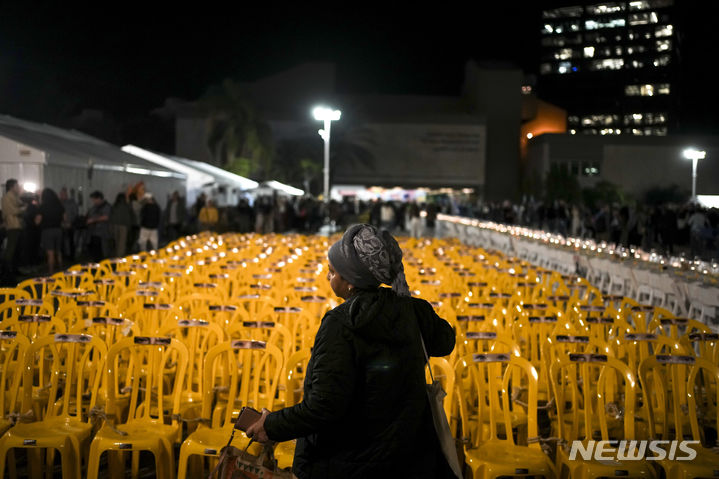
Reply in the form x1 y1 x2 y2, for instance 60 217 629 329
419 333 463 479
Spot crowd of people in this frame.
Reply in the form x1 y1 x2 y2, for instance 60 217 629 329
3 177 717 285
462 198 719 262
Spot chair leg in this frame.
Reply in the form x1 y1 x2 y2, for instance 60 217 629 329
7 448 17 479
131 450 140 479
108 451 125 479
85 441 103 479
60 446 80 479
28 448 43 479
177 444 191 479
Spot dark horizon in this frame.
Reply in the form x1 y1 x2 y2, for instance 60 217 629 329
1 2 717 137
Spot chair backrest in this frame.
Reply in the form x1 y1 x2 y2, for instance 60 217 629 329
0 288 30 304
550 352 638 443
1 313 67 341
638 354 719 442
16 277 58 300
55 300 120 330
0 331 30 423
200 340 283 428
454 353 540 448
283 348 311 407
679 331 719 363
22 333 107 421
106 337 189 425
159 319 225 399
124 302 180 335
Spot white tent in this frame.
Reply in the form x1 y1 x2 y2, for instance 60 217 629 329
171 157 259 207
244 180 305 198
121 145 215 205
0 115 185 210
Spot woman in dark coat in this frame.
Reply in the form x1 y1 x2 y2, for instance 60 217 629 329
247 224 456 479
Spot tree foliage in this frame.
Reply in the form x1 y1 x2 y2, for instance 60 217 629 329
581 180 625 210
201 79 274 180
544 163 581 203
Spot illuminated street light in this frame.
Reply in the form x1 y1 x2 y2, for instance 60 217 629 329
683 148 706 202
312 106 341 210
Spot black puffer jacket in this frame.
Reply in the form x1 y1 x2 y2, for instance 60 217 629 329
264 287 456 479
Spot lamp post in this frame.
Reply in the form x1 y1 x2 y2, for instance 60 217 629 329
312 106 341 214
683 148 706 202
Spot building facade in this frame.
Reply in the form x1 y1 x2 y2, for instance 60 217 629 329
538 0 677 137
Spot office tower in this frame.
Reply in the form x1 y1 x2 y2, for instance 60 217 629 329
537 1 677 136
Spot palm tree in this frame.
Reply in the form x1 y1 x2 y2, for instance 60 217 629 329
201 79 274 179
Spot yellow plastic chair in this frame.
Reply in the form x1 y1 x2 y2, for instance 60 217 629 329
159 319 225 424
86 336 189 479
55 300 120 331
176 339 283 479
0 288 31 304
0 333 107 479
0 331 30 436
1 312 67 342
0 298 54 325
273 348 312 471
638 355 719 478
124 303 181 335
454 353 556 479
550 352 656 479
15 277 58 300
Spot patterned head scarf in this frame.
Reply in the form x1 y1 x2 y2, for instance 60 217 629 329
328 224 410 296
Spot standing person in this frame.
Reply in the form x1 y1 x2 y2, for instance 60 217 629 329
128 192 142 254
138 193 161 251
407 201 422 238
687 206 709 259
35 188 65 274
59 187 78 263
424 202 438 237
163 190 186 241
86 191 112 262
198 199 219 231
1 179 27 284
109 193 134 257
246 224 456 479
380 201 395 231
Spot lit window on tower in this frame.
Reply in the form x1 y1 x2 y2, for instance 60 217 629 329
584 46 595 57
587 3 625 15
653 55 670 67
591 58 624 70
542 6 583 18
656 39 671 51
585 18 626 29
655 24 673 37
555 48 575 60
624 83 671 96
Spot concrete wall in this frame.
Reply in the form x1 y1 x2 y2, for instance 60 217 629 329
463 62 522 201
527 133 719 200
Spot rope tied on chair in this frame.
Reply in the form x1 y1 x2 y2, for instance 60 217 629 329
511 387 528 408
605 401 624 420
529 436 568 455
170 413 211 426
6 409 36 425
87 405 128 436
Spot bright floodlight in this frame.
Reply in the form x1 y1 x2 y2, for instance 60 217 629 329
683 148 707 202
313 106 341 121
683 148 706 161
23 182 37 193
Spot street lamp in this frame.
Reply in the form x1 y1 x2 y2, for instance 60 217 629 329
313 106 341 210
683 148 706 202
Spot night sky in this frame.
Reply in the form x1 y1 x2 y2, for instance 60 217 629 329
1 2 716 135
0 3 542 121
